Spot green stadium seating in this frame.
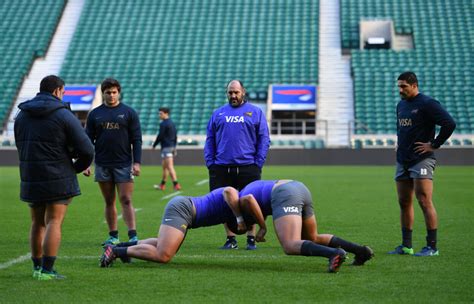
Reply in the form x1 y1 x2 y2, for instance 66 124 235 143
341 0 473 135
0 0 65 126
60 0 319 135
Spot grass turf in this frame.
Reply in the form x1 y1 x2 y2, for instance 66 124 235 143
0 165 473 303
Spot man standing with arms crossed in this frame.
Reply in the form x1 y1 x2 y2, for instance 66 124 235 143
84 78 142 246
205 80 270 250
390 71 456 257
15 75 94 280
152 107 181 191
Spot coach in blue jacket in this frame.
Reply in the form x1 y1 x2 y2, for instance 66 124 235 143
204 80 270 250
14 75 94 280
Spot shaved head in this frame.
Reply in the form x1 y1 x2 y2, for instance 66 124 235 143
226 80 246 107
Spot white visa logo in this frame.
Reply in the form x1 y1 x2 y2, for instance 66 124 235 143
225 116 244 123
283 206 299 213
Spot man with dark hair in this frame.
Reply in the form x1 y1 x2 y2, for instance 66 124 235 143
390 71 456 256
205 79 270 250
14 75 94 280
84 78 143 246
152 107 181 191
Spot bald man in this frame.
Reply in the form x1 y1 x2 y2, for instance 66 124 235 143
204 80 270 250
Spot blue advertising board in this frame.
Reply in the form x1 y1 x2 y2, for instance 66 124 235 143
63 86 96 111
271 85 317 110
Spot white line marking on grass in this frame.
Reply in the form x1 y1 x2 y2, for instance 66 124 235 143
195 179 208 186
103 208 143 223
161 191 182 200
0 253 30 270
59 254 282 260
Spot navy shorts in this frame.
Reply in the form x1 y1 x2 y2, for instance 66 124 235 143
28 197 73 208
94 164 134 183
161 147 176 159
395 158 436 181
271 181 315 220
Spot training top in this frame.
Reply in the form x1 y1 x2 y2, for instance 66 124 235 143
239 180 277 217
191 187 234 228
204 101 270 168
396 93 456 166
152 118 177 149
86 103 142 167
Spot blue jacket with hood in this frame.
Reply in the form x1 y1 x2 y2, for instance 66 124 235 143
14 92 94 202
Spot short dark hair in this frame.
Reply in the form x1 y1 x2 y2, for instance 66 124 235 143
39 75 65 93
397 71 418 85
101 78 121 93
159 107 170 114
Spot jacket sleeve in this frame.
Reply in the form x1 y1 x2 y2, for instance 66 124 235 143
152 122 165 148
255 109 270 168
64 110 94 173
204 113 216 168
129 109 143 163
428 101 456 148
85 110 96 144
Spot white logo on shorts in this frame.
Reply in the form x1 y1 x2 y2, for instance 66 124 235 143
164 218 173 222
420 168 428 175
283 206 299 213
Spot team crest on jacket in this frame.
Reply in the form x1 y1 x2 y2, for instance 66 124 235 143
245 112 253 117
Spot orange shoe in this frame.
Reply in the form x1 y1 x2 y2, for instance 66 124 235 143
154 184 165 191
173 183 182 191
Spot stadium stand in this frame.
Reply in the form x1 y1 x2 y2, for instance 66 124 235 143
0 0 65 128
60 0 319 136
341 0 473 143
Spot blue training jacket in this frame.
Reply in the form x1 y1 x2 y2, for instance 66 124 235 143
204 101 270 168
396 93 456 166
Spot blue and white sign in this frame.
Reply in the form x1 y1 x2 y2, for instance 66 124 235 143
63 86 96 111
271 85 317 110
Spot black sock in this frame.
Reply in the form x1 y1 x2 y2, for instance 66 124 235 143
300 241 338 258
247 235 255 244
160 180 166 185
31 257 41 269
402 227 413 248
128 230 137 239
173 181 179 186
117 241 138 247
328 236 364 255
227 236 236 243
112 247 128 259
109 230 119 239
42 256 56 272
427 229 437 250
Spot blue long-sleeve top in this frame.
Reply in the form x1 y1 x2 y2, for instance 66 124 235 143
396 93 456 166
152 118 177 149
86 103 142 167
204 101 270 168
239 180 277 218
191 188 234 228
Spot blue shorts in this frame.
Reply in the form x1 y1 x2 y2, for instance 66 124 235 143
28 198 73 208
161 147 176 159
94 164 134 183
395 158 436 181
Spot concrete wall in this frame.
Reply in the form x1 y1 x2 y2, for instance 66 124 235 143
2 148 473 166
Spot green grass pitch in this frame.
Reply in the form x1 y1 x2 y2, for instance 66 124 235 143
0 165 473 303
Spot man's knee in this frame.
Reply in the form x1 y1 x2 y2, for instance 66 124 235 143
119 195 132 206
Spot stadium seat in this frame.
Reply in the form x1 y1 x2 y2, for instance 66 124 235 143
60 0 319 135
344 0 473 135
0 0 65 126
